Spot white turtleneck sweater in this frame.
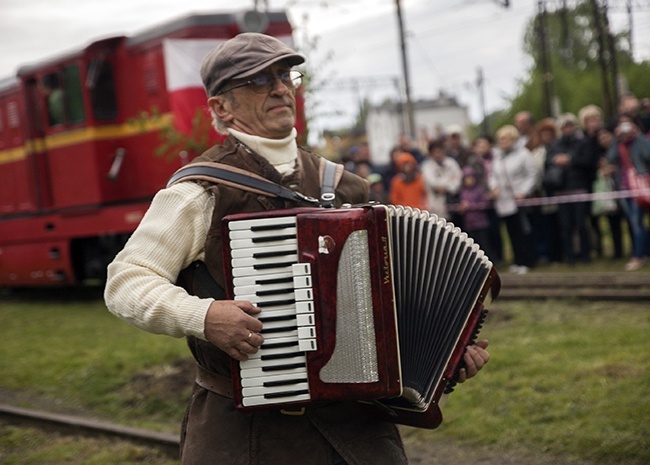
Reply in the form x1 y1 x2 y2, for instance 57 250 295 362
104 130 299 340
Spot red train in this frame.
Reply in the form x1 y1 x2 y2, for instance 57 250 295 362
0 10 305 287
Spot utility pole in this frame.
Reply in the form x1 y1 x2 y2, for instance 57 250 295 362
395 0 415 138
590 0 615 118
477 67 489 135
538 1 554 117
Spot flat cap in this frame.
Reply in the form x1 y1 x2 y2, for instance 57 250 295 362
200 32 305 97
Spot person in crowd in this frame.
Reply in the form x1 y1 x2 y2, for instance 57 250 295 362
470 135 502 263
389 152 428 210
397 133 425 164
489 125 538 274
576 105 613 260
545 113 594 264
367 172 389 204
514 110 536 150
444 124 471 167
458 166 492 258
378 146 403 196
606 114 650 271
421 139 462 220
104 34 491 464
595 127 625 259
528 118 561 264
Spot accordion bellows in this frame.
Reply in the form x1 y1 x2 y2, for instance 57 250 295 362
222 204 500 429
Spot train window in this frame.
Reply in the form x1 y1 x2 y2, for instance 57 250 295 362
87 58 117 121
42 73 65 126
62 65 85 124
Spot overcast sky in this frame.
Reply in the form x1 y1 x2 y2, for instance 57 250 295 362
1 0 648 140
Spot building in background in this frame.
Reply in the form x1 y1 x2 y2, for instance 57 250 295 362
366 92 470 166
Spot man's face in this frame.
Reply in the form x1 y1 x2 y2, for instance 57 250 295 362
209 62 297 139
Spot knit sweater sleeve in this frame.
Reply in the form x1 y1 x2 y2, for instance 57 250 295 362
104 182 215 340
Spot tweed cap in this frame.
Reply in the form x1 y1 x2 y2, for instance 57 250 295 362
200 32 305 97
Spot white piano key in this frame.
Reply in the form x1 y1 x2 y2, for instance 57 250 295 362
294 288 313 301
292 275 312 288
232 254 299 269
298 339 318 351
232 271 293 288
240 368 308 387
296 301 315 314
231 243 298 259
229 227 297 241
248 344 302 360
242 392 311 407
240 354 306 369
296 314 315 327
233 264 295 277
260 328 300 341
256 307 300 320
242 382 309 398
297 326 316 339
234 282 294 297
240 363 307 379
230 237 297 250
228 216 296 231
292 263 311 276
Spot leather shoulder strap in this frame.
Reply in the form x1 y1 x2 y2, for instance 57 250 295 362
319 158 343 208
166 161 320 206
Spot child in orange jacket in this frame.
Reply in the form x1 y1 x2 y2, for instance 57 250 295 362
389 152 427 210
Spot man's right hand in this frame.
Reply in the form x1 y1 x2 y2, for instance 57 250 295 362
204 301 264 361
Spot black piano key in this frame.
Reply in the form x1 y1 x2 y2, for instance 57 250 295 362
261 351 304 361
253 250 296 259
256 298 296 308
260 325 298 334
262 362 306 372
264 389 310 399
251 223 296 232
264 377 308 388
256 288 294 297
261 341 299 350
256 276 294 285
258 315 296 323
252 234 296 243
254 261 295 270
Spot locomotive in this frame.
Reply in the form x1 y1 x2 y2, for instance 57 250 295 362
0 10 305 287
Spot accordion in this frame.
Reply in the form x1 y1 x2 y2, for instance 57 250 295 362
222 204 500 428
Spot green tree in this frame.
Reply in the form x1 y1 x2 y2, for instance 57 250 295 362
490 0 650 131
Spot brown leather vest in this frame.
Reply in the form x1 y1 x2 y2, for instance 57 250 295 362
179 136 369 376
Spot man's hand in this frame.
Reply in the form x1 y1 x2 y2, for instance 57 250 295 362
204 300 264 361
457 339 490 383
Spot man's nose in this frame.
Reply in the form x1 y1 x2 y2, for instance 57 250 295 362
270 75 290 95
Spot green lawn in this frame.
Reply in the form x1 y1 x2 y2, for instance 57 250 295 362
1 291 648 464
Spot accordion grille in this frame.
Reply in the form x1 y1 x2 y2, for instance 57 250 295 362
319 230 379 383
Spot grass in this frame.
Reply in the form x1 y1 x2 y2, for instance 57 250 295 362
0 295 190 429
1 283 649 464
404 298 650 464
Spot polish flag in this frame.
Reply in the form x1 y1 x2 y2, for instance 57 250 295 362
162 38 224 143
162 36 303 144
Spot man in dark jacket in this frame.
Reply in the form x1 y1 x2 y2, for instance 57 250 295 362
105 33 490 464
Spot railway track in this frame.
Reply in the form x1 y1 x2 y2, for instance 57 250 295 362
0 403 180 457
497 272 650 300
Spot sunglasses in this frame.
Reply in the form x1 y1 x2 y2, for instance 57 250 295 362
218 70 303 95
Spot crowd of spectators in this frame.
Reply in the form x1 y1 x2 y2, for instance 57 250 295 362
340 94 650 273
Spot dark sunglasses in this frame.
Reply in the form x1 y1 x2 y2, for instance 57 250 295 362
218 70 303 95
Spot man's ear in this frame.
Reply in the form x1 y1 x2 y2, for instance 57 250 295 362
208 96 234 123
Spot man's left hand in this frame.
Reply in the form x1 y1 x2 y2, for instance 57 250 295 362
457 339 490 383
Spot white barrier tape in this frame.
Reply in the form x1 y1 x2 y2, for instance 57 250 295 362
449 188 650 212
